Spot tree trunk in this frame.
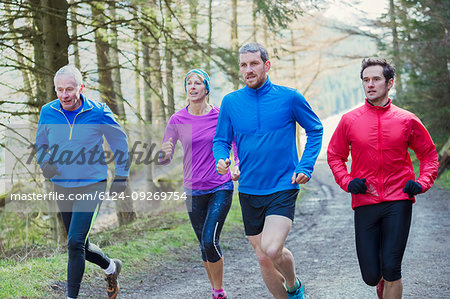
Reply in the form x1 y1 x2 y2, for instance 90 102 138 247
41 0 70 102
116 184 137 226
142 30 153 124
141 2 165 124
189 0 198 40
389 0 402 94
135 51 142 119
42 0 70 243
30 0 70 243
69 1 81 70
151 41 165 124
91 2 119 114
231 0 239 89
30 0 47 110
141 7 157 193
252 0 257 41
290 29 297 84
206 0 213 73
109 1 126 120
437 137 450 178
133 9 142 119
30 0 70 109
92 2 136 225
271 31 278 80
165 0 175 117
264 17 268 49
165 46 175 117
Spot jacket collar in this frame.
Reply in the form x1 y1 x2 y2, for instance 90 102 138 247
50 94 93 111
365 98 391 110
243 76 272 96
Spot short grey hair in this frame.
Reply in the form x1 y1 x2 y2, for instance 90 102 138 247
54 64 83 87
239 43 269 63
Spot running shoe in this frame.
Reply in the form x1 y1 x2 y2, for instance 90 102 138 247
212 291 227 299
106 259 122 299
376 279 384 299
287 278 304 299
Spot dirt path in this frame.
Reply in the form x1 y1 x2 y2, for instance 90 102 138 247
69 159 449 298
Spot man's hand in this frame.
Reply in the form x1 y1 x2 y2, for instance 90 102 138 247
231 165 240 181
41 160 61 179
348 178 367 194
403 180 422 198
291 172 310 184
160 137 173 160
217 158 230 175
110 176 128 193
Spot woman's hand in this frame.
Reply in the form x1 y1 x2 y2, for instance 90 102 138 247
161 137 174 160
231 165 240 181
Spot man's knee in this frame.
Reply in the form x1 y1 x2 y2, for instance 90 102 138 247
255 250 273 268
248 234 275 266
261 242 283 262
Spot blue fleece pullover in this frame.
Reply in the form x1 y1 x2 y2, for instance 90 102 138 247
35 94 129 187
213 77 323 195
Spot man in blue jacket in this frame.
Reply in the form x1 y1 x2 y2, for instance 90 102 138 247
35 65 129 299
213 43 323 299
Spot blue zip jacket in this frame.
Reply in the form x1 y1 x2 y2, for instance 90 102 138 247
213 78 323 195
35 94 129 187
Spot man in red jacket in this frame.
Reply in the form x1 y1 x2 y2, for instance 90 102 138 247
327 58 438 299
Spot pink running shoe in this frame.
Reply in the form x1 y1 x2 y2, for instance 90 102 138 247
212 288 227 299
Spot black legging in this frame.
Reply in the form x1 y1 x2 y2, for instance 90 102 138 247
55 181 110 298
186 190 233 263
354 200 412 286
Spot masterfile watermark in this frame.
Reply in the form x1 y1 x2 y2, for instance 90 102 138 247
3 123 192 213
10 191 187 202
27 141 167 166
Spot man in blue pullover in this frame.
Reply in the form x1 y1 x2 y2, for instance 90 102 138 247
35 65 128 299
213 43 323 299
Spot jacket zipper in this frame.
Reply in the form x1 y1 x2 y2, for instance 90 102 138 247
51 105 92 140
256 91 261 131
377 109 384 199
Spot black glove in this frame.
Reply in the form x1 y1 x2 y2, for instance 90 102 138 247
403 180 422 198
110 175 128 193
41 160 61 179
348 178 367 194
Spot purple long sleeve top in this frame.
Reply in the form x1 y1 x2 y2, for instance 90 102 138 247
162 106 238 190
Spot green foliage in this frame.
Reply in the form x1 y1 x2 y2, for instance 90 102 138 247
0 255 67 299
0 195 244 297
382 0 450 149
255 0 304 30
0 210 192 297
408 149 448 190
0 210 57 254
436 169 450 190
0 190 308 297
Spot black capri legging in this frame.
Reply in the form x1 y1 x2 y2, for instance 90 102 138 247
186 190 233 263
354 200 412 286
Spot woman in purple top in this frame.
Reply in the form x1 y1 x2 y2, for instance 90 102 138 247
160 69 239 299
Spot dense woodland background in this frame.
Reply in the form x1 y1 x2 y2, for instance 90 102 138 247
0 0 448 255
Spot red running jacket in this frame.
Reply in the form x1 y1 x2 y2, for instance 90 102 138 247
327 99 439 209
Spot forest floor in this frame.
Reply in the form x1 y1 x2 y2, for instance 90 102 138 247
55 159 450 299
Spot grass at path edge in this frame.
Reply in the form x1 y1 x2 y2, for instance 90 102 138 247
0 194 245 298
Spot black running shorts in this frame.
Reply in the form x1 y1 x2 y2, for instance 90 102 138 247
239 189 299 236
